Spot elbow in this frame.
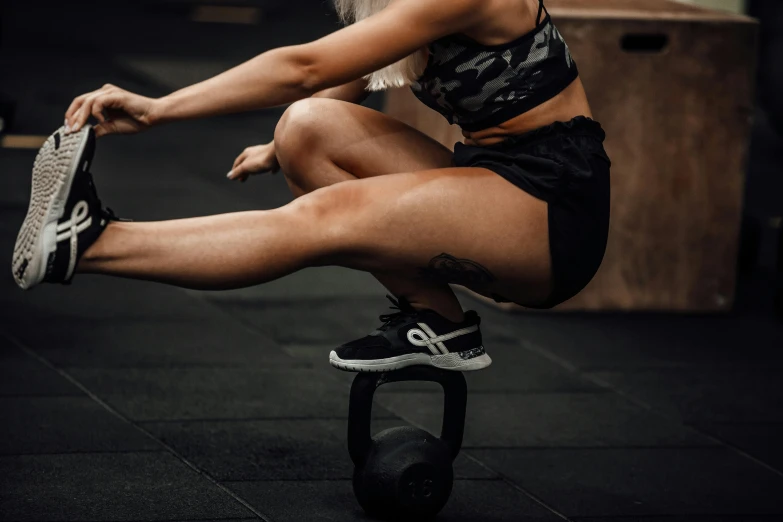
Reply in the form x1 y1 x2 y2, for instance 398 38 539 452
300 59 333 95
288 46 338 95
300 64 323 95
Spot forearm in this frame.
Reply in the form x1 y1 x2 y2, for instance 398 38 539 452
153 46 316 124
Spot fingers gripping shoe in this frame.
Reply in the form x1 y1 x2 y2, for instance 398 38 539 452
329 295 492 372
12 125 117 290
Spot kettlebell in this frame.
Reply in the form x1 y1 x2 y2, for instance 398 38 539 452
347 366 467 521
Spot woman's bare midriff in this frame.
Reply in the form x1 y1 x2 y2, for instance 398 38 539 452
462 77 593 147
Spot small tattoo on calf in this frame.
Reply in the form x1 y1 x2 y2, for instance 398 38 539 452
419 253 496 285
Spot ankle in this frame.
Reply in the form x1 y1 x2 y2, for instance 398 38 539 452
409 300 465 323
75 221 118 273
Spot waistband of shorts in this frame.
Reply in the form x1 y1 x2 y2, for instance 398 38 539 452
478 116 606 150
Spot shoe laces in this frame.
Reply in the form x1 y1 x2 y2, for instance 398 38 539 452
378 294 418 330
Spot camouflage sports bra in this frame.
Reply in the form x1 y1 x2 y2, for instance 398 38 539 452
410 0 578 132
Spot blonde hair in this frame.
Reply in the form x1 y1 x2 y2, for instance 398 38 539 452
333 0 428 91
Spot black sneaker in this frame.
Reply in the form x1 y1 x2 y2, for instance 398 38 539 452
329 295 492 372
12 125 116 289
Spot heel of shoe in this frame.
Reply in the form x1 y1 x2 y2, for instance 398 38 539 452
431 348 492 371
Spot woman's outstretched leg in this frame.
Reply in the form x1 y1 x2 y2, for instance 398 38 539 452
11 124 336 294
76 205 331 290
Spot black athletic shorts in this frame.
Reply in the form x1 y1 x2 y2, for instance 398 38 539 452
452 116 611 308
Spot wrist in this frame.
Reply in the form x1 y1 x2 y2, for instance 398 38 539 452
146 97 170 126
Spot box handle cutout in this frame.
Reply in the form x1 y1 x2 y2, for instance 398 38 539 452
621 34 669 53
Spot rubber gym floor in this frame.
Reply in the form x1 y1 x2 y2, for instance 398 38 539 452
1 1 783 521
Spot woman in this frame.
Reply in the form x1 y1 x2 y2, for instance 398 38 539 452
12 0 610 372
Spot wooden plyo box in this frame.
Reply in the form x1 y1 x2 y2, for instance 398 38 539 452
384 0 758 311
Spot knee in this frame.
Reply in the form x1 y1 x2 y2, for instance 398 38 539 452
274 98 334 171
285 182 368 246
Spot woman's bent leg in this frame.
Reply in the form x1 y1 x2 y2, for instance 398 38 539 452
274 98 466 320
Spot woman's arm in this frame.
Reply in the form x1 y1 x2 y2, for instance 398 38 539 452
151 0 479 123
158 65 369 125
152 46 311 124
67 0 481 132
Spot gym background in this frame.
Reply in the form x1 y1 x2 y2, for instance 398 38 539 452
1 1 782 521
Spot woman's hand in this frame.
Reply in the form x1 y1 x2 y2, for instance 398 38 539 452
64 84 158 138
228 141 280 182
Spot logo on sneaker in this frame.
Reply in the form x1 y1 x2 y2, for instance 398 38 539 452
56 200 92 280
406 323 480 355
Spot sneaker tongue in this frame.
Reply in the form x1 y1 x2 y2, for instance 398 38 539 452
379 313 410 331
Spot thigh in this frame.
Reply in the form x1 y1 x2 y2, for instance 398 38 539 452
275 98 455 182
302 165 552 306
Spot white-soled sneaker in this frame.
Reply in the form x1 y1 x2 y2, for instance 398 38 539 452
329 295 492 372
12 125 117 290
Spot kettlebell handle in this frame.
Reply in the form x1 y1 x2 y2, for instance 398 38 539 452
347 366 467 466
